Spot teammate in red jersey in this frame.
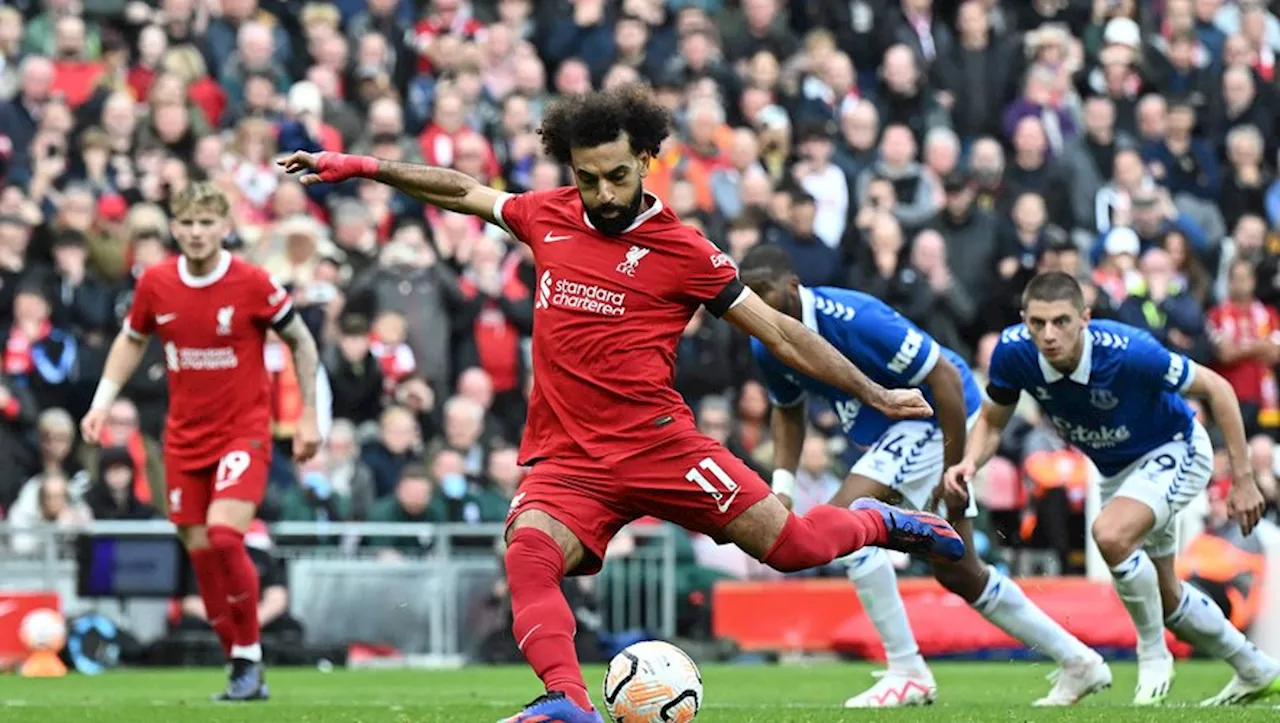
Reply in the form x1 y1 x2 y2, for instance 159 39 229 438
81 183 322 701
280 84 963 723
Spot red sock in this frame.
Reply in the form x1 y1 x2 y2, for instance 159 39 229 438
505 527 593 712
189 547 234 657
207 525 261 654
762 505 888 572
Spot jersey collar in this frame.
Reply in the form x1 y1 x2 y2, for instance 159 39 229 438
798 285 818 331
581 192 664 234
1039 327 1093 384
178 250 232 288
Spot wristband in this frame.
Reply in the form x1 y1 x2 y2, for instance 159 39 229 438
90 379 121 411
771 469 796 498
317 152 379 181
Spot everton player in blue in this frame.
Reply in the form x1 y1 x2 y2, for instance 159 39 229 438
738 247 1105 708
945 272 1279 706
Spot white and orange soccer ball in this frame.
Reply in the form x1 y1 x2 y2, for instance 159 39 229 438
19 608 66 652
602 640 702 723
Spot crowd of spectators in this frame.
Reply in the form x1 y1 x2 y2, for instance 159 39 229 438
1 0 1280 577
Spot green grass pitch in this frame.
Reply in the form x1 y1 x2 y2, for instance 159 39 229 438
0 661 1278 722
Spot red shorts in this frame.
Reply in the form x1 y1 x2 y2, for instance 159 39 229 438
506 432 771 575
165 440 271 526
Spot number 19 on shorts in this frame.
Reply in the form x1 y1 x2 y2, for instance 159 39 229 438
686 457 740 513
215 451 252 492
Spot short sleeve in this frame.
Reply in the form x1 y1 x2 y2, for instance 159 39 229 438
492 191 538 244
682 232 745 316
124 273 155 340
1127 331 1196 394
251 269 295 330
986 337 1023 404
860 309 939 387
751 338 805 407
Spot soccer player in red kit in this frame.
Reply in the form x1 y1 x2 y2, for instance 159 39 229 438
280 84 963 722
81 183 322 701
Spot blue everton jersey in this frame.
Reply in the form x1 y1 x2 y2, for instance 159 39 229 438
751 286 983 446
987 319 1197 477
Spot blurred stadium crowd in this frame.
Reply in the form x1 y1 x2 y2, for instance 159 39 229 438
1 0 1279 590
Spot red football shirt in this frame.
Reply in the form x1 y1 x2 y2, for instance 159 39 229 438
125 251 293 470
1206 299 1280 412
493 187 745 466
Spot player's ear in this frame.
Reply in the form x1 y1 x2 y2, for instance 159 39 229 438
1081 305 1092 324
635 151 651 178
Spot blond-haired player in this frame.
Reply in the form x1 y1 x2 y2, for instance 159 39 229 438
82 183 321 700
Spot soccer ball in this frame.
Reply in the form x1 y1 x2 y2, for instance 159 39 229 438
19 608 66 652
602 640 702 723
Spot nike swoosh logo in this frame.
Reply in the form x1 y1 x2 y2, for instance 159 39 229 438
214 480 238 492
717 486 741 514
543 232 571 243
156 313 177 325
517 623 542 651
0 602 17 618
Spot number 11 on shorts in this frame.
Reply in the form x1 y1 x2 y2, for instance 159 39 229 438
686 457 740 513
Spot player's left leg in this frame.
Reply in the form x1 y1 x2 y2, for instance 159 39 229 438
858 423 1106 706
1092 496 1173 704
204 444 273 702
637 434 964 570
500 463 628 723
1093 421 1215 705
936 518 1109 706
1151 549 1280 705
167 465 236 660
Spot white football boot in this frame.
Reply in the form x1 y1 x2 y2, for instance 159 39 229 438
1032 652 1113 706
843 669 937 708
1133 653 1175 706
1201 657 1280 706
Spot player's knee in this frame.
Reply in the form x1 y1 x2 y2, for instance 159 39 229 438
1090 518 1140 564
206 498 256 531
177 524 210 551
505 509 584 573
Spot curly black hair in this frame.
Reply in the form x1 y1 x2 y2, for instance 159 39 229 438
538 83 672 165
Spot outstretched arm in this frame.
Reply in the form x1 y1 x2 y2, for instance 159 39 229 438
722 291 932 419
278 152 506 225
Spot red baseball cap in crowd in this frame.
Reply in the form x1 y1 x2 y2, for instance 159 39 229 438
98 194 128 223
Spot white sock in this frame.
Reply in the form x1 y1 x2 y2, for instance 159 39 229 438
231 643 262 663
971 565 1093 663
847 547 928 675
1165 583 1273 679
1110 550 1170 660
